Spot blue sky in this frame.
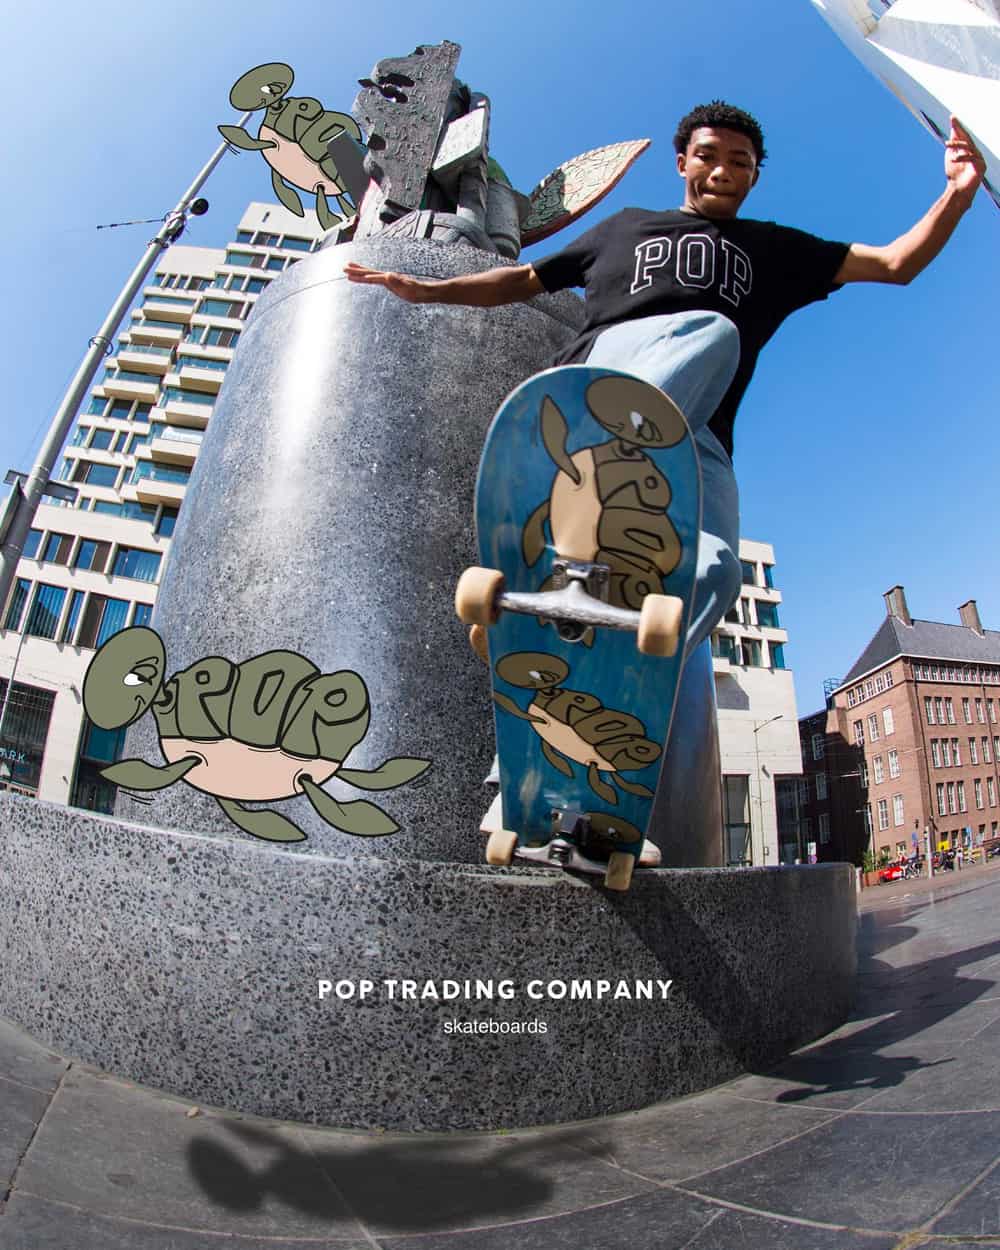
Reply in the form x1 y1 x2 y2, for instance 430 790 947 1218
3 0 997 715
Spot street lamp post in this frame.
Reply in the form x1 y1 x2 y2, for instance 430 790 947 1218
0 111 252 624
752 715 783 864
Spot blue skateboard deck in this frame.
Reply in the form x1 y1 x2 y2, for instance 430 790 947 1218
459 365 701 890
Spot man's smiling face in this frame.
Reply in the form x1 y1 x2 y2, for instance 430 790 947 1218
676 126 760 219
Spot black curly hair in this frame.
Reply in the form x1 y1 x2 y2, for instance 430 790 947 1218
673 101 767 167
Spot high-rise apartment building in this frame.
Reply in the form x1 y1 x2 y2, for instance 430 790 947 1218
0 203 324 811
710 539 805 866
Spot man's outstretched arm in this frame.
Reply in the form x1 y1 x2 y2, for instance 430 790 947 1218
835 116 985 286
343 261 545 305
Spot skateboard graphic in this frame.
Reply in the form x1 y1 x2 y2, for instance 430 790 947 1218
456 366 701 891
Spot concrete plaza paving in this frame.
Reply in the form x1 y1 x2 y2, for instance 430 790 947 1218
3 861 1000 1249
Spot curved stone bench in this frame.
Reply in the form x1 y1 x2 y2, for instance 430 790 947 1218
0 794 856 1131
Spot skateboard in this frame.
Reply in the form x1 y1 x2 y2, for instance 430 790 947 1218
455 365 701 891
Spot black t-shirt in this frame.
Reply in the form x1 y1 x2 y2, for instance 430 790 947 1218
532 207 850 457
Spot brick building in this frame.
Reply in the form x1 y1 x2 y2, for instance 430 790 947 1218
825 586 1000 862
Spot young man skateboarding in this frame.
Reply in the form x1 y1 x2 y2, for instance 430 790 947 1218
345 100 984 859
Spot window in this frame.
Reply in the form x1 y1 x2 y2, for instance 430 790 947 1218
861 761 869 789
970 738 979 765
265 256 286 271
868 714 880 742
937 783 946 816
60 590 85 644
236 230 253 242
816 772 828 800
947 782 956 813
883 707 894 736
811 733 825 761
24 584 66 640
41 532 73 565
245 278 267 294
798 777 810 804
946 698 955 724
72 462 119 488
853 720 864 747
3 578 31 630
942 740 953 767
873 755 884 785
963 698 972 723
990 700 997 724
931 739 941 767
156 507 179 538
925 697 934 724
893 794 904 826
162 386 214 407
132 603 153 627
740 559 756 585
131 462 191 485
280 235 312 252
953 738 961 766
73 540 111 573
723 775 751 865
107 400 133 420
203 327 240 348
769 642 786 669
888 749 900 779
975 779 984 809
23 529 43 559
112 547 162 583
989 777 997 807
957 781 967 812
225 250 265 269
756 601 780 629
976 698 985 723
878 798 889 830
740 639 762 667
198 298 245 319
711 632 738 662
77 595 130 649
984 737 993 764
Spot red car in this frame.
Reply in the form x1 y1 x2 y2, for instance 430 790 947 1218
878 863 906 883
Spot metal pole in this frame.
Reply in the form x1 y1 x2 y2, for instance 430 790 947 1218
0 112 252 620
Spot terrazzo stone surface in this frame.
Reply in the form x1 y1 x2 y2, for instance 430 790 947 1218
0 793 854 1131
116 237 584 862
6 864 1000 1249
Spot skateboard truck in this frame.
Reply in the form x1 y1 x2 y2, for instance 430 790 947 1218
456 563 683 657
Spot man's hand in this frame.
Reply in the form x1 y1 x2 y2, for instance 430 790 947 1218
944 115 985 204
343 262 443 303
835 116 985 286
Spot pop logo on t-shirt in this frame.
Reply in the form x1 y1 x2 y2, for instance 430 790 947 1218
630 233 753 308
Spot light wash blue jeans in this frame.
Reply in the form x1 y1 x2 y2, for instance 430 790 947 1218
584 311 741 657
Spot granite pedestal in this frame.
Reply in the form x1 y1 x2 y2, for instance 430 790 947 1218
113 237 724 864
0 794 856 1131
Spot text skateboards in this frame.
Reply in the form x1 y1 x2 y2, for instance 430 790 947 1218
455 365 701 891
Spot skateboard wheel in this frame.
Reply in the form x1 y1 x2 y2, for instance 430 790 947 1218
637 594 683 657
455 567 505 626
486 828 518 866
604 851 634 891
